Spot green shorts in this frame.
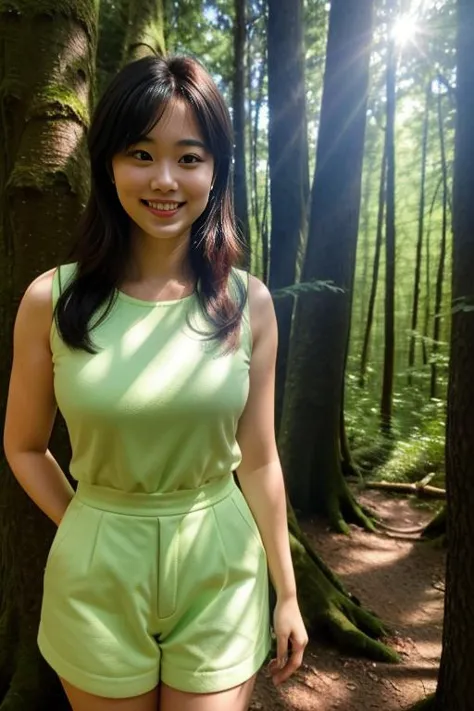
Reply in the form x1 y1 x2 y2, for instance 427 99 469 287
38 476 271 698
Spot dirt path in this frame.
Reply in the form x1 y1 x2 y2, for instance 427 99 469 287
252 492 445 711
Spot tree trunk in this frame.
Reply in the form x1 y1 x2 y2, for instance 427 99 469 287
422 176 442 367
0 2 96 708
430 1 474 707
123 0 165 63
430 89 448 400
381 1 397 434
408 81 431 385
279 0 375 528
250 35 266 275
267 0 309 431
359 137 387 388
357 136 378 347
232 0 251 268
97 0 130 92
261 160 270 284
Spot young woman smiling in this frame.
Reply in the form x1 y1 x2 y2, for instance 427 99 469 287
3 54 307 711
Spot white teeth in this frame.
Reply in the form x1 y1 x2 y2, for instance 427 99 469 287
147 201 181 211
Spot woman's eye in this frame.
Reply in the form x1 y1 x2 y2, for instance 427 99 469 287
179 154 202 165
129 149 152 161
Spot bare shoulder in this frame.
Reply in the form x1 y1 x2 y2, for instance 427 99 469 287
15 268 56 341
247 273 277 345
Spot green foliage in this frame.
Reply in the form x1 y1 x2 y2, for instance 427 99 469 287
373 399 445 483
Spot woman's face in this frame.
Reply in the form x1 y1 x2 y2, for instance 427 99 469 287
111 99 215 246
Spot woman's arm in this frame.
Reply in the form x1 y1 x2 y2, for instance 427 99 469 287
235 274 308 685
3 270 75 526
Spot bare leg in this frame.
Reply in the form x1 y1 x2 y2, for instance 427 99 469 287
60 678 159 711
160 675 256 711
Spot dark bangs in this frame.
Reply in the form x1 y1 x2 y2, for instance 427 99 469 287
89 61 176 179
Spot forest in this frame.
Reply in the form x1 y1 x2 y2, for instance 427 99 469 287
0 0 473 709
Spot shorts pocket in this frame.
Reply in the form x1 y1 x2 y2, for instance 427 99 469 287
46 498 82 565
231 491 264 548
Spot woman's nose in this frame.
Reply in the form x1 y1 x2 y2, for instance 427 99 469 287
149 164 178 192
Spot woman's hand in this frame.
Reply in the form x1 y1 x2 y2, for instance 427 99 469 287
268 595 308 686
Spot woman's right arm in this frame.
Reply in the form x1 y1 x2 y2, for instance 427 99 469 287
3 270 75 526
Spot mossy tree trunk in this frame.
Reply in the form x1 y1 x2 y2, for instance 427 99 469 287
428 1 474 707
267 0 309 432
123 0 165 63
279 0 375 530
0 1 96 708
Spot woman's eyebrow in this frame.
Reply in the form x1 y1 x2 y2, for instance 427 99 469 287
134 136 207 150
175 138 207 149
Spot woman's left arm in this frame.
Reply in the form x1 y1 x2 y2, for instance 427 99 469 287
235 274 308 686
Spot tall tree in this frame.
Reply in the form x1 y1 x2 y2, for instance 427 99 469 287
413 2 474 708
0 2 97 708
232 0 251 267
97 0 130 92
381 0 397 434
123 0 165 62
359 138 387 388
430 88 449 399
267 0 309 429
408 81 431 386
279 0 375 527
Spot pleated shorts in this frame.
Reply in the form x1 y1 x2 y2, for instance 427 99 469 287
38 476 271 699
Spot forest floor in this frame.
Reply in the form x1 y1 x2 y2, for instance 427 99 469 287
252 490 445 711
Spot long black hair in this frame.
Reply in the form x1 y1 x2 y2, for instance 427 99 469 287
56 54 246 352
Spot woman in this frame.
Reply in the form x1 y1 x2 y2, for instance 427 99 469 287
3 54 307 711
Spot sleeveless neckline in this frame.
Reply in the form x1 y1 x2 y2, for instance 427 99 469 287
115 288 197 308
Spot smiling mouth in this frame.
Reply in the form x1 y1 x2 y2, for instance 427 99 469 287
141 199 185 211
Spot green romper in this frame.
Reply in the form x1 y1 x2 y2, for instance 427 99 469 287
37 264 271 698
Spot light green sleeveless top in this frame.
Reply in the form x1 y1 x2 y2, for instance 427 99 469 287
51 264 251 494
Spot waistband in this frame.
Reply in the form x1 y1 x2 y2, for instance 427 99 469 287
75 475 236 516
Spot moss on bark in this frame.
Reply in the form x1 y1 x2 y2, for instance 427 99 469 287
288 504 398 662
0 1 96 707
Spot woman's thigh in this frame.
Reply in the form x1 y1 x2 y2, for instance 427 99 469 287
159 675 256 711
61 678 159 711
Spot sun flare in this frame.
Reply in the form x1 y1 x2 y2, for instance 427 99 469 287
392 14 419 45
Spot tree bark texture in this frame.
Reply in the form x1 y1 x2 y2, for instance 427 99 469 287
0 1 96 708
279 0 374 527
267 0 309 431
123 0 165 63
432 1 474 707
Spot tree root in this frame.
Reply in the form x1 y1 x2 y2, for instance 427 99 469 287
422 506 446 540
333 479 377 534
290 528 399 662
406 693 435 710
